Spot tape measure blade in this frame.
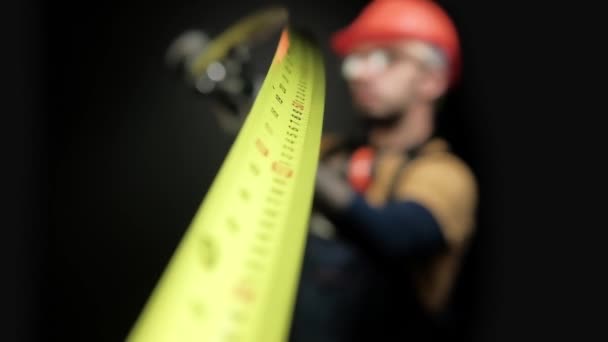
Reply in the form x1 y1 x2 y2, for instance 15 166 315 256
127 27 324 342
255 35 325 342
126 86 264 340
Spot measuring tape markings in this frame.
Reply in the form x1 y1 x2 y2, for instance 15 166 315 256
127 26 325 342
255 35 324 342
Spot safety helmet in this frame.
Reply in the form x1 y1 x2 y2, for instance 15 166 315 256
331 0 461 86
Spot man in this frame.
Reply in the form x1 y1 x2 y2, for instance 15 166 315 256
289 1 478 341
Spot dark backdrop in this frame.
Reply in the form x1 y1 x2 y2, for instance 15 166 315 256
7 0 574 341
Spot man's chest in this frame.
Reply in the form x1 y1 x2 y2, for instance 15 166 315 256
323 149 411 207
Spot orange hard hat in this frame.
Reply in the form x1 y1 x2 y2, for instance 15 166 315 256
331 0 461 86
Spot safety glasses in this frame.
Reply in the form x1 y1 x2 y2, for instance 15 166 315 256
341 47 430 80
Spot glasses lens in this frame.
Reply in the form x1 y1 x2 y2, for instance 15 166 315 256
341 50 391 80
367 50 389 74
342 54 362 79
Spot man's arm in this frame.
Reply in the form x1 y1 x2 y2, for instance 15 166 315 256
315 154 477 259
338 194 447 258
315 163 446 259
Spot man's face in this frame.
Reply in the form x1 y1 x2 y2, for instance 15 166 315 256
342 41 433 118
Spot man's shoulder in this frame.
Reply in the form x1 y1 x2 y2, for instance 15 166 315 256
395 138 479 246
408 138 477 190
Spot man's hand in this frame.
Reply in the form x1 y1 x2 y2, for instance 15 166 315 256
315 163 355 212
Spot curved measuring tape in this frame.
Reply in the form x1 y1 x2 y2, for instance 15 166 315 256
126 10 325 342
190 7 289 81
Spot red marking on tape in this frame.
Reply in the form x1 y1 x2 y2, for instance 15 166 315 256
272 161 293 178
292 100 304 111
256 138 269 157
233 283 255 303
274 29 290 63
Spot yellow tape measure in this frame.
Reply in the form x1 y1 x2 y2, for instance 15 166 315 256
127 8 325 342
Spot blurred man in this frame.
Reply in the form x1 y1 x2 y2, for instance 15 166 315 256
289 1 478 341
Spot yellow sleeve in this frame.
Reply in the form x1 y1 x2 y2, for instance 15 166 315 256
394 153 478 248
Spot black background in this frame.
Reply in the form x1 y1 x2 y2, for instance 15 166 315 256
3 0 606 341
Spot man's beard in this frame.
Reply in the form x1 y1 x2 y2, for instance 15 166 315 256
359 110 403 129
346 109 405 145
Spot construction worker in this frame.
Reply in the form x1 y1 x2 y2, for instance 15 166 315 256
289 1 478 341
